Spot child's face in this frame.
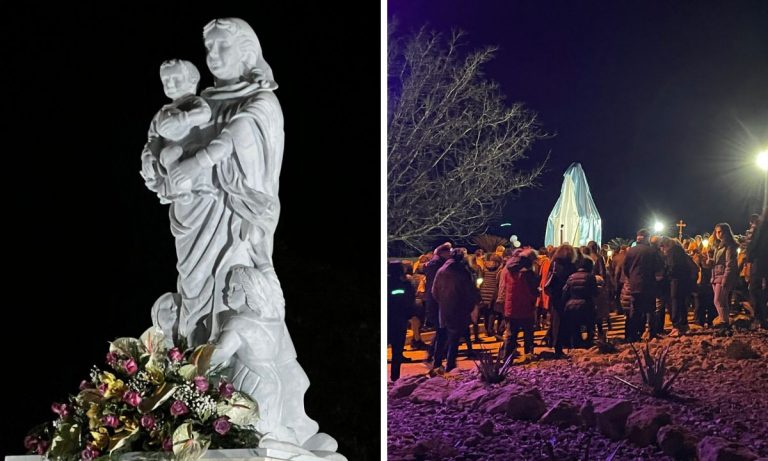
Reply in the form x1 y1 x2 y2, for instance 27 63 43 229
161 65 194 99
224 280 246 308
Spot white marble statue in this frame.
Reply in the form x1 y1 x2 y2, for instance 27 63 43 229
141 59 213 205
210 265 344 459
141 18 346 461
144 18 280 348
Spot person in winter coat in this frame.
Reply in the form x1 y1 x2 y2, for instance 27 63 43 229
623 229 665 342
501 249 541 359
479 255 503 337
423 242 453 360
562 257 598 348
711 223 739 329
544 244 577 357
660 238 695 336
387 261 415 381
431 248 481 371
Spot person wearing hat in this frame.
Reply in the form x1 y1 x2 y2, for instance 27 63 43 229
423 242 453 360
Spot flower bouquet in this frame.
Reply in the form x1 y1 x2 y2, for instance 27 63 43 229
24 327 260 461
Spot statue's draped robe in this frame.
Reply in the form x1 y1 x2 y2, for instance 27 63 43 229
171 81 283 347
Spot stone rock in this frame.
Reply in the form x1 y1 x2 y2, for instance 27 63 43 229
446 380 492 409
580 399 596 428
478 387 546 421
389 375 428 399
538 399 582 428
625 406 672 447
725 340 759 360
697 436 758 461
409 377 453 404
592 397 633 440
658 425 698 459
700 339 713 353
478 419 494 436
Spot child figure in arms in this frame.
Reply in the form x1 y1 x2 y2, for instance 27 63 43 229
140 59 212 204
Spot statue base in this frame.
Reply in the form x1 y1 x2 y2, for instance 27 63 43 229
5 447 346 461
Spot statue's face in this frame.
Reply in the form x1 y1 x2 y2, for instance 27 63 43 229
161 64 192 100
224 281 245 307
205 27 242 81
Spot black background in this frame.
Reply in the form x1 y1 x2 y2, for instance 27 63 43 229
4 5 380 460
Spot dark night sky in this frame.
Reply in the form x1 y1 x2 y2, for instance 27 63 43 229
389 0 768 248
4 5 379 460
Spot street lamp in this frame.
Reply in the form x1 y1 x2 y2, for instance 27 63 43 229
653 221 665 233
758 150 768 212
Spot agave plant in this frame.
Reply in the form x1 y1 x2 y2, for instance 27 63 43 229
473 345 514 383
607 237 632 250
472 234 509 253
627 342 688 397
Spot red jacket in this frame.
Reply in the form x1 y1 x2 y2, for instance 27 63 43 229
503 267 540 319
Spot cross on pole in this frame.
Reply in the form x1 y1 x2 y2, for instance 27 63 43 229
676 220 686 240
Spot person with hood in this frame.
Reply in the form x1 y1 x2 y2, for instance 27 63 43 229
501 248 541 360
562 257 599 348
431 248 481 372
544 244 577 357
711 223 739 330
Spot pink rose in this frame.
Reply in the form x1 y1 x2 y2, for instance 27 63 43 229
168 348 183 362
23 435 39 451
34 440 49 455
193 376 209 393
123 358 138 375
51 403 70 418
212 416 231 435
218 381 235 399
101 415 120 428
122 390 142 407
97 383 108 396
162 437 173 451
140 414 156 430
81 445 101 461
170 400 189 416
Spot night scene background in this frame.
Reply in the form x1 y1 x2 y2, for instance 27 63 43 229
4 4 379 460
389 0 768 252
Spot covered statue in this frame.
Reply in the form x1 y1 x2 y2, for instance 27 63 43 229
544 162 602 247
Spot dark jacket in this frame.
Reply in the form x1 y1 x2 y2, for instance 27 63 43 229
432 258 481 330
623 241 664 295
563 269 598 312
545 259 576 311
503 263 540 320
423 254 446 304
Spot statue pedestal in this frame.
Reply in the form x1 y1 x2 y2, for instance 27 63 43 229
6 447 344 461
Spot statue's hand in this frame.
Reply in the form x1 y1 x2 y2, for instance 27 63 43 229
157 115 188 140
169 157 202 186
140 152 159 181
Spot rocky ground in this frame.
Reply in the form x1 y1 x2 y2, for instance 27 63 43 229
387 325 768 460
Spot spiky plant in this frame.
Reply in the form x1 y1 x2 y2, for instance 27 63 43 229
607 237 632 250
628 342 688 397
472 234 509 253
473 345 514 383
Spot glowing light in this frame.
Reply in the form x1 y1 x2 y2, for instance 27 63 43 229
653 221 664 233
607 250 613 258
702 239 709 248
391 289 404 295
758 150 768 171
500 223 512 227
476 277 484 288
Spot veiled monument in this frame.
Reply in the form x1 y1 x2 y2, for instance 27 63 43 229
6 17 345 461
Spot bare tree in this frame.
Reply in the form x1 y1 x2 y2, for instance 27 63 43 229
388 26 549 254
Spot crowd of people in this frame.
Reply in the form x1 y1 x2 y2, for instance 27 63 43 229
387 210 768 382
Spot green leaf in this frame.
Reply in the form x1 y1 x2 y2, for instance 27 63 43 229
138 382 178 413
190 344 216 375
173 423 210 461
216 392 260 426
48 422 81 458
109 337 146 359
108 423 139 454
178 364 198 380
